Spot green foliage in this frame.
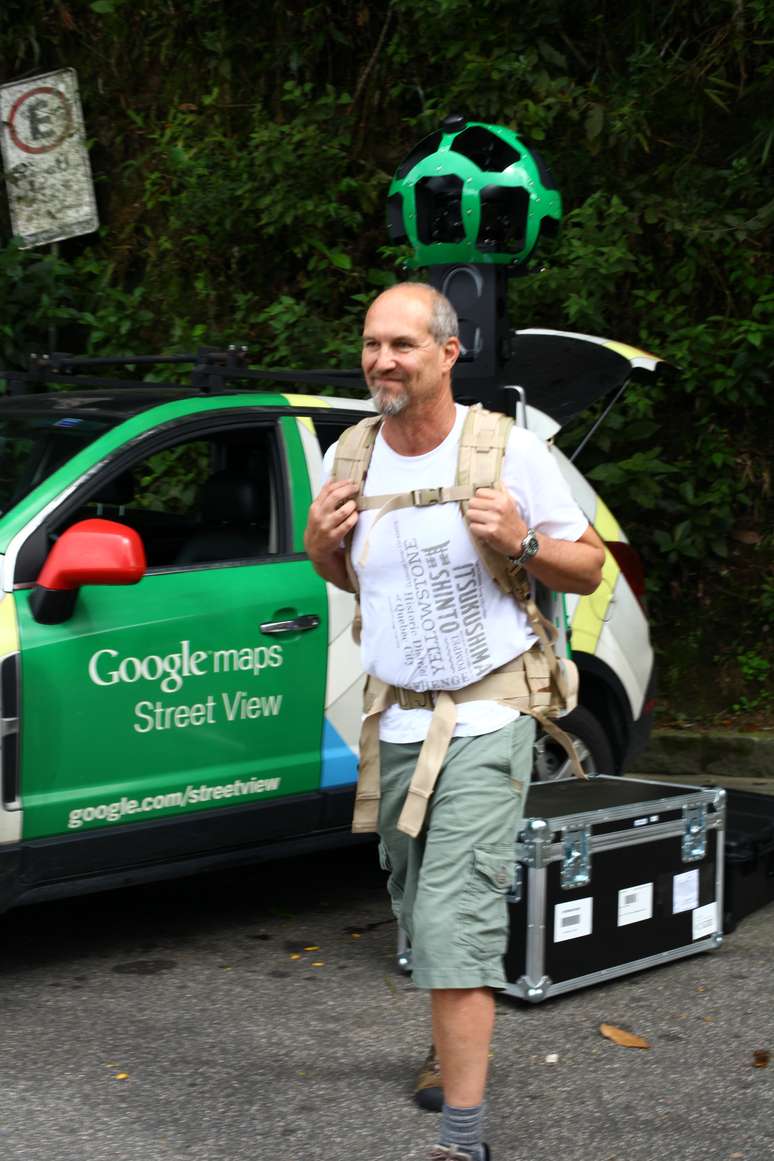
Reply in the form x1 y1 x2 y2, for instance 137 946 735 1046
0 0 772 718
729 650 772 716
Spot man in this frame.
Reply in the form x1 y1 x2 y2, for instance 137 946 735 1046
304 283 603 1161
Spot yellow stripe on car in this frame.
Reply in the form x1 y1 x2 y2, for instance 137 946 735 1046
593 496 623 543
283 394 333 408
570 500 622 655
0 593 19 658
603 340 661 367
283 394 332 433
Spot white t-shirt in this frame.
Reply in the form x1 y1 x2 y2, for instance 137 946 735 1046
322 404 587 742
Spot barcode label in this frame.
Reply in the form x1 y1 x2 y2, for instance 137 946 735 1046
618 882 654 927
554 898 592 942
693 902 717 941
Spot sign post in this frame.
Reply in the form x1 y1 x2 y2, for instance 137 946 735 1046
0 68 98 249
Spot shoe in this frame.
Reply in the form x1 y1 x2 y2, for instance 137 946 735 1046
413 1044 443 1112
429 1146 491 1160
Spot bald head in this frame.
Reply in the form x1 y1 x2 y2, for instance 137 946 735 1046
367 283 459 345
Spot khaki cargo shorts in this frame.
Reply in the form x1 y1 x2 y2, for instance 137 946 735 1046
378 715 534 990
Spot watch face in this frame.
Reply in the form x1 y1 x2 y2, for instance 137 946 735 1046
510 529 538 567
523 530 539 558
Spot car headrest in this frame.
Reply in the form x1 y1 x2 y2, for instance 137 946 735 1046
92 470 135 506
198 471 262 525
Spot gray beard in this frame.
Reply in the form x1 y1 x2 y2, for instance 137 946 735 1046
372 386 409 416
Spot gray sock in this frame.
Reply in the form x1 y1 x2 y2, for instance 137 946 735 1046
439 1102 486 1159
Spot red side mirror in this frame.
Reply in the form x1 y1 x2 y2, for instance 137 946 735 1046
31 519 147 624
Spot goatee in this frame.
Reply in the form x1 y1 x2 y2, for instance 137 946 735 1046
371 386 409 416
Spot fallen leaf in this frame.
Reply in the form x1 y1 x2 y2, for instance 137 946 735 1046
752 1050 770 1069
545 1053 559 1064
351 933 361 940
599 1023 651 1049
289 954 301 961
304 945 320 952
311 961 325 967
113 1073 129 1081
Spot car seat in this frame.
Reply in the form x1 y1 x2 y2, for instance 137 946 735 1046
174 470 269 565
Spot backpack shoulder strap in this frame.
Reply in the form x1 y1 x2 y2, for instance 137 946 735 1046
330 415 381 610
457 404 517 596
456 405 576 709
457 403 515 494
330 414 381 489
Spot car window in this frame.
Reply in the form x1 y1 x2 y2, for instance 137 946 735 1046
0 414 117 515
130 440 212 516
43 422 285 574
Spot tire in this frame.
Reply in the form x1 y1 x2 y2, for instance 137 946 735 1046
532 705 615 782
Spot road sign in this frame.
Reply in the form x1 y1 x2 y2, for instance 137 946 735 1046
0 68 99 248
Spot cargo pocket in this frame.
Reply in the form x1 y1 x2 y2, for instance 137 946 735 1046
509 715 534 800
457 845 514 959
378 840 405 919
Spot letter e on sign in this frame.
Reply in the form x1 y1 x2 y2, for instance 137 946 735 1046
0 68 99 248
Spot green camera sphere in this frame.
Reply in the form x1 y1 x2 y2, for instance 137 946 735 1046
387 118 562 268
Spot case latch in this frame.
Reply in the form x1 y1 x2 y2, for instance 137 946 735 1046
561 825 591 889
682 803 707 862
506 863 523 904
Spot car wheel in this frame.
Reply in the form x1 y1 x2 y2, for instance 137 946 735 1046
532 705 615 782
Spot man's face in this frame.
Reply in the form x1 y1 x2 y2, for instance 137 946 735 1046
361 289 456 416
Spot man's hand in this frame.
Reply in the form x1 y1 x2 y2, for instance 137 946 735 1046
466 485 527 557
304 479 360 590
467 485 604 596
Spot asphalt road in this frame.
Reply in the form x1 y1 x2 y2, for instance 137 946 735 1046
1 840 772 1161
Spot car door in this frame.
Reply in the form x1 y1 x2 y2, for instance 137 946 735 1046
13 411 328 849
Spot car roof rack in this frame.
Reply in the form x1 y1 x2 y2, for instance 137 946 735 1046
0 346 366 396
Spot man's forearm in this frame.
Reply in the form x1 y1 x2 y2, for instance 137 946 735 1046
521 530 604 595
307 546 356 593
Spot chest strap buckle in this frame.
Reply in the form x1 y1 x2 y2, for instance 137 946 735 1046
412 488 441 507
395 686 434 710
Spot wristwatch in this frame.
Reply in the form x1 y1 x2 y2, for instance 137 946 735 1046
509 528 539 567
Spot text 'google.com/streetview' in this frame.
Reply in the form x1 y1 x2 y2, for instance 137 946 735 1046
67 777 282 829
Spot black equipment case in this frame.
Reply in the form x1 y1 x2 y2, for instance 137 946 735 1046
723 788 774 933
502 776 725 1003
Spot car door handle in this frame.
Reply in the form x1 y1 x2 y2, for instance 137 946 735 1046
260 614 321 635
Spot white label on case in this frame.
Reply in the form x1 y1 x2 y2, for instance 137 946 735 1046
554 897 593 943
618 882 653 927
693 901 717 941
673 869 699 914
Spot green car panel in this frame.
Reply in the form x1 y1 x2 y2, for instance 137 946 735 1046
8 394 329 842
16 559 327 840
